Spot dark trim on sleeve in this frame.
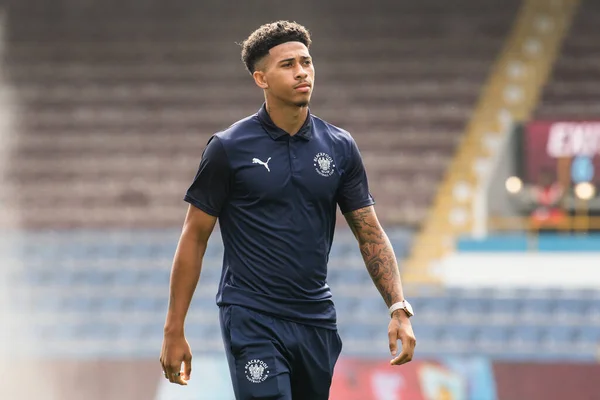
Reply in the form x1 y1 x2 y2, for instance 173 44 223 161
340 199 376 215
183 194 220 217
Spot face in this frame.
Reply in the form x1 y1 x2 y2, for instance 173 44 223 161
253 41 315 107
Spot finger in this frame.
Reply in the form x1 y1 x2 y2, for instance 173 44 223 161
183 354 192 381
390 337 416 366
167 364 188 385
172 372 188 386
388 330 398 357
390 349 410 365
166 363 179 383
159 358 169 380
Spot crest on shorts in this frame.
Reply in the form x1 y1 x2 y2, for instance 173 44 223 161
245 359 270 383
314 152 335 177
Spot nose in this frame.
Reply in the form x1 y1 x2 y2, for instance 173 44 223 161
295 65 308 80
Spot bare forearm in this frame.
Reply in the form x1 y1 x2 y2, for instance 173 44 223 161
164 230 207 334
359 232 403 306
346 207 404 307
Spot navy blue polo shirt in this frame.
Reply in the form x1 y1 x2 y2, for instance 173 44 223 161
184 104 374 329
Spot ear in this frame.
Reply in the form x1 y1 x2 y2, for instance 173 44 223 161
253 70 269 89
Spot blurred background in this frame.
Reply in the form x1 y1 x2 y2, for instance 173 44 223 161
1 0 599 399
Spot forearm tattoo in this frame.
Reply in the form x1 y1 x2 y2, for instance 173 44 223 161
345 207 403 307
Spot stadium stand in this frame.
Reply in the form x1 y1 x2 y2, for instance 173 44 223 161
3 0 520 229
8 227 600 362
535 0 600 119
3 0 599 384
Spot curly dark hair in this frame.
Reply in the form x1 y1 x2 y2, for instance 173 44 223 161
241 21 312 74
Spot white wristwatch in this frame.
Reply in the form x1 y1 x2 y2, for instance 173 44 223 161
389 300 414 318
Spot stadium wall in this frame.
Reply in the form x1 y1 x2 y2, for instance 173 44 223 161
441 234 600 287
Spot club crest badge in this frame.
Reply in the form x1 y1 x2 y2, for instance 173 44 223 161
245 359 269 383
314 152 335 177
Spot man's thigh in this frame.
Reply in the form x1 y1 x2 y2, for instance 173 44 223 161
291 324 343 400
220 305 293 400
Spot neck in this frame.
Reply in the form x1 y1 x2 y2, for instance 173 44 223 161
264 98 308 135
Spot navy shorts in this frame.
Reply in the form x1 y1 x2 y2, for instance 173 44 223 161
219 305 343 400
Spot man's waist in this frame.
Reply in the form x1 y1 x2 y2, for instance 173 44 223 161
218 284 337 329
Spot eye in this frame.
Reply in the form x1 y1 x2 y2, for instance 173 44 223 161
303 60 312 66
282 63 292 67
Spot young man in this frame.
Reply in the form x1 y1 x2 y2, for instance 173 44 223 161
160 21 416 399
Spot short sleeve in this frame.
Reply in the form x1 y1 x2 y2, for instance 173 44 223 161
183 136 231 216
336 137 375 214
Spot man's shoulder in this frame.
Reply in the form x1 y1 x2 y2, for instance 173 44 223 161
311 114 356 144
214 113 262 144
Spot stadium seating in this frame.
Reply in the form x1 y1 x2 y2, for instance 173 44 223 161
535 0 600 118
2 0 521 229
8 230 600 362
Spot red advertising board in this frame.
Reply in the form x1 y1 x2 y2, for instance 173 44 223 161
330 357 496 400
494 362 600 400
525 121 600 184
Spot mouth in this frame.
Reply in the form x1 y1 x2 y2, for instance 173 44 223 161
294 83 311 93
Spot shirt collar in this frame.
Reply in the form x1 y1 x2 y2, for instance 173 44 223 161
257 103 313 141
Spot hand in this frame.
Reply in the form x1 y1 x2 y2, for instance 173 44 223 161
160 330 192 385
388 311 416 366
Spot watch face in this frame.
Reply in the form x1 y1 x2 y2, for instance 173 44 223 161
404 301 414 317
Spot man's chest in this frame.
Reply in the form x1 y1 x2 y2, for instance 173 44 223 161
230 138 342 203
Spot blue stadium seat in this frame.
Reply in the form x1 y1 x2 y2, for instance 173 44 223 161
32 294 63 312
574 326 600 344
129 296 165 312
191 296 216 310
77 322 119 340
61 295 95 312
47 270 78 287
138 322 164 340
97 296 126 312
113 268 142 286
92 244 121 259
186 322 222 340
201 266 222 281
474 325 509 344
334 296 361 314
439 325 475 343
407 297 426 313
119 324 146 340
47 323 79 341
355 297 387 317
412 325 441 343
556 289 595 300
489 298 523 317
444 287 479 298
540 325 576 345
204 243 223 259
454 297 490 315
328 269 366 285
418 297 452 316
552 298 589 318
24 268 54 285
330 237 357 257
507 325 542 344
138 269 170 286
519 298 554 318
344 324 381 341
79 269 114 285
145 243 171 259
585 299 600 318
127 244 156 259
